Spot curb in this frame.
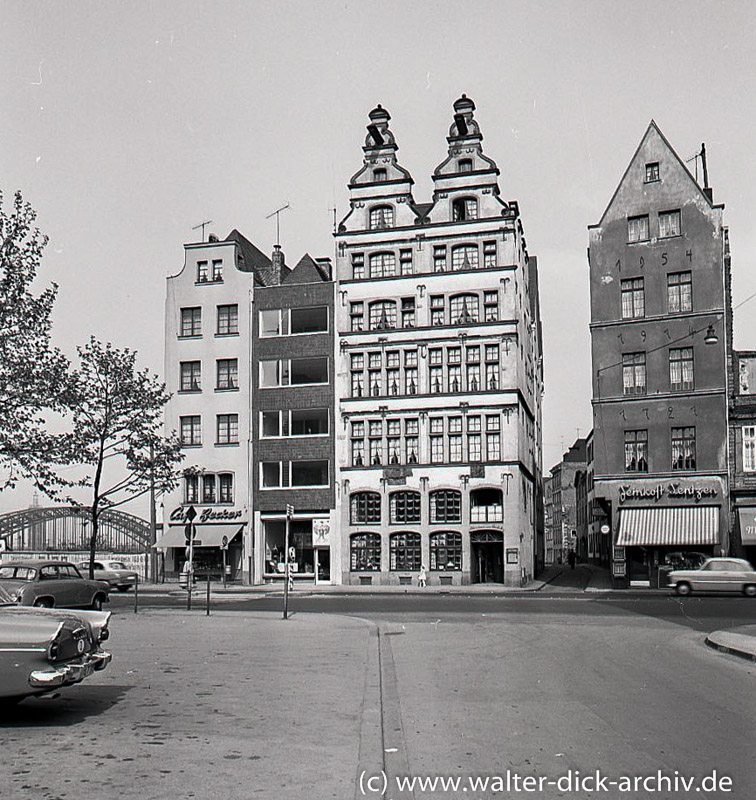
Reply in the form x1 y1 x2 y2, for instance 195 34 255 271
705 633 756 663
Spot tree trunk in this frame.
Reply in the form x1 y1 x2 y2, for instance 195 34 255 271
87 505 99 580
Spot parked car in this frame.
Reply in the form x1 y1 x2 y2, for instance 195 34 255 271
0 560 111 609
667 557 756 596
76 559 138 592
0 583 112 702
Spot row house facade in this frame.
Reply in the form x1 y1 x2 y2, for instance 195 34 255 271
729 349 756 566
334 97 544 587
546 439 587 566
588 122 732 588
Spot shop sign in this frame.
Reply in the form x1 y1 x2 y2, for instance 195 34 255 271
312 518 331 547
618 483 718 505
170 507 245 524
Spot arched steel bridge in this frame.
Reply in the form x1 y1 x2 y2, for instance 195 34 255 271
0 507 152 553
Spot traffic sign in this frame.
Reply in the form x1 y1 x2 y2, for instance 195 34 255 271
221 535 229 550
286 504 294 519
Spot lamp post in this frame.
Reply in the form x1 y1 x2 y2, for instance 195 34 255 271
184 505 197 610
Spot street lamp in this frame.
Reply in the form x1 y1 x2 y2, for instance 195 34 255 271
704 323 718 345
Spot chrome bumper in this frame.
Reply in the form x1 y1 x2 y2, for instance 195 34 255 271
29 651 112 688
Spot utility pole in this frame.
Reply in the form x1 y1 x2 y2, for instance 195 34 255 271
149 441 157 582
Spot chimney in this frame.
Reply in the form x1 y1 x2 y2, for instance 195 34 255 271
272 245 286 283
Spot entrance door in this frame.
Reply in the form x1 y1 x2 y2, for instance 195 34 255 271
315 549 331 584
471 542 504 583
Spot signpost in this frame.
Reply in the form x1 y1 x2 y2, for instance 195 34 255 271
221 534 229 589
184 505 197 610
283 504 294 620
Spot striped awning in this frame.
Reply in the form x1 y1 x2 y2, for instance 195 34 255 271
617 506 719 547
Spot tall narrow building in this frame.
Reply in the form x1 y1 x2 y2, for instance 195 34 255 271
334 97 543 586
588 122 731 587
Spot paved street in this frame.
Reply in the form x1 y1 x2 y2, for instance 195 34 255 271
3 591 756 800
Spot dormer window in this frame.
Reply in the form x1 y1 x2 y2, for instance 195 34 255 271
645 162 660 182
369 205 394 230
373 168 388 182
452 197 478 221
458 158 473 173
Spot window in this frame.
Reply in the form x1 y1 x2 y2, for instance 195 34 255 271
216 304 238 336
351 533 381 571
401 298 415 328
351 421 365 466
291 409 329 435
667 271 692 313
486 415 501 460
373 168 387 182
218 474 233 503
180 361 201 392
260 309 281 337
369 252 396 278
390 532 421 571
483 240 497 269
291 460 329 486
405 418 419 464
669 347 694 391
433 245 447 273
448 417 463 462
470 488 503 523
290 357 328 385
202 474 216 503
351 492 381 524
399 248 413 275
627 215 649 243
350 302 364 331
743 427 756 472
483 291 498 322
429 349 443 394
485 345 500 391
645 162 660 182
659 209 681 238
352 252 365 280
624 429 648 472
197 261 209 282
260 360 283 387
430 295 445 326
369 205 394 230
430 417 444 463
184 474 199 503
452 197 478 221
672 427 696 470
261 411 281 437
261 462 281 488
369 300 397 330
621 278 645 319
458 158 473 173
179 416 201 446
622 352 646 395
211 260 223 281
350 354 365 398
369 419 382 465
290 306 328 334
430 532 462 571
450 294 479 324
451 244 479 270
216 359 238 390
217 414 239 444
180 307 201 337
430 490 462 524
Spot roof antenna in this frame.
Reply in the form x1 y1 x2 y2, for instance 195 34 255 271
266 203 290 247
192 219 213 242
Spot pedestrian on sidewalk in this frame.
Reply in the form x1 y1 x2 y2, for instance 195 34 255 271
567 550 576 570
418 565 427 588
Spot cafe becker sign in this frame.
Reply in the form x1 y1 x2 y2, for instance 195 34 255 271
618 483 718 504
170 507 245 524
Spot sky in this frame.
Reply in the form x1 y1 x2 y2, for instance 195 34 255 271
2 0 756 516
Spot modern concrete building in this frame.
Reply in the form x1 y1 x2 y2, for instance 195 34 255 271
588 122 732 587
252 250 336 585
334 97 543 586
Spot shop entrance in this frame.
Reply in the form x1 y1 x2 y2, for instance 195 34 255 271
470 531 504 584
315 549 331 584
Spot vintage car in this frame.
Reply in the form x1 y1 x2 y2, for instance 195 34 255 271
76 559 139 592
0 583 112 702
668 557 756 596
0 560 111 609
